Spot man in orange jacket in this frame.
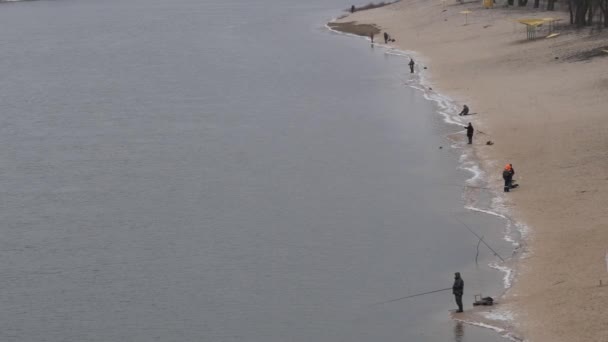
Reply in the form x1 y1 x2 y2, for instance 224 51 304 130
503 164 515 192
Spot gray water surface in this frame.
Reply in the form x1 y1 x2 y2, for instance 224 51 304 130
0 0 512 341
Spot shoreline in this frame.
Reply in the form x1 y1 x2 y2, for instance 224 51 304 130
328 1 608 341
326 22 527 340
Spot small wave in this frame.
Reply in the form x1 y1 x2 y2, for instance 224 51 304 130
489 262 514 289
454 319 524 342
465 206 508 220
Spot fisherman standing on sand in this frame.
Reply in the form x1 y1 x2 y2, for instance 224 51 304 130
465 123 474 144
370 32 374 44
351 5 355 13
453 272 464 313
409 58 415 73
503 164 515 192
384 32 389 44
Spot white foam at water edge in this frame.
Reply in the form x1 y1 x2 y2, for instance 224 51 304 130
385 49 411 58
503 222 518 246
465 206 508 220
409 85 426 92
454 319 525 342
515 221 530 239
460 159 484 185
489 262 514 289
482 310 514 322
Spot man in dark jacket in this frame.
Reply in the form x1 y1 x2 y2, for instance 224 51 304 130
453 272 464 312
409 58 415 73
465 123 474 144
458 105 470 116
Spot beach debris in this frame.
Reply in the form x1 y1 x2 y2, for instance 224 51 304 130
439 146 443 149
555 56 559 59
473 295 494 306
424 66 428 69
546 32 560 39
486 140 494 145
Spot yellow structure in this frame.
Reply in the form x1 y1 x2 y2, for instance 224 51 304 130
483 0 493 8
460 10 472 25
517 18 560 39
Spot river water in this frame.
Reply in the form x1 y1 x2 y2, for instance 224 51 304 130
0 0 515 341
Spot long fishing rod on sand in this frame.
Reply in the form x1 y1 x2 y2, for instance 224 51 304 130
373 287 453 306
456 218 505 262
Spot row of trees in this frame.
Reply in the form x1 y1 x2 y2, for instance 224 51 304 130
506 0 556 10
568 0 608 26
505 0 608 27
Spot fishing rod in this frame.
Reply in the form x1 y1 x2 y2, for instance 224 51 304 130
456 218 505 262
373 287 453 305
442 183 492 190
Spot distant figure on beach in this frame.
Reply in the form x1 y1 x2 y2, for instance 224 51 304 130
409 58 415 73
370 32 374 43
384 32 389 44
503 164 515 192
351 5 355 13
453 272 464 312
458 105 470 116
465 123 474 144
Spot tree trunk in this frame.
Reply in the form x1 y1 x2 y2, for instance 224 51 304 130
508 0 514 6
534 0 540 8
548 0 556 10
604 0 608 26
574 0 589 27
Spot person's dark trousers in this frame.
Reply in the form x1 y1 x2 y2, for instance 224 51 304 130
410 66 414 73
467 135 472 144
504 177 512 192
455 295 463 312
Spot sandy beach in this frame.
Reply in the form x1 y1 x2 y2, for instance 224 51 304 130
331 2 608 341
